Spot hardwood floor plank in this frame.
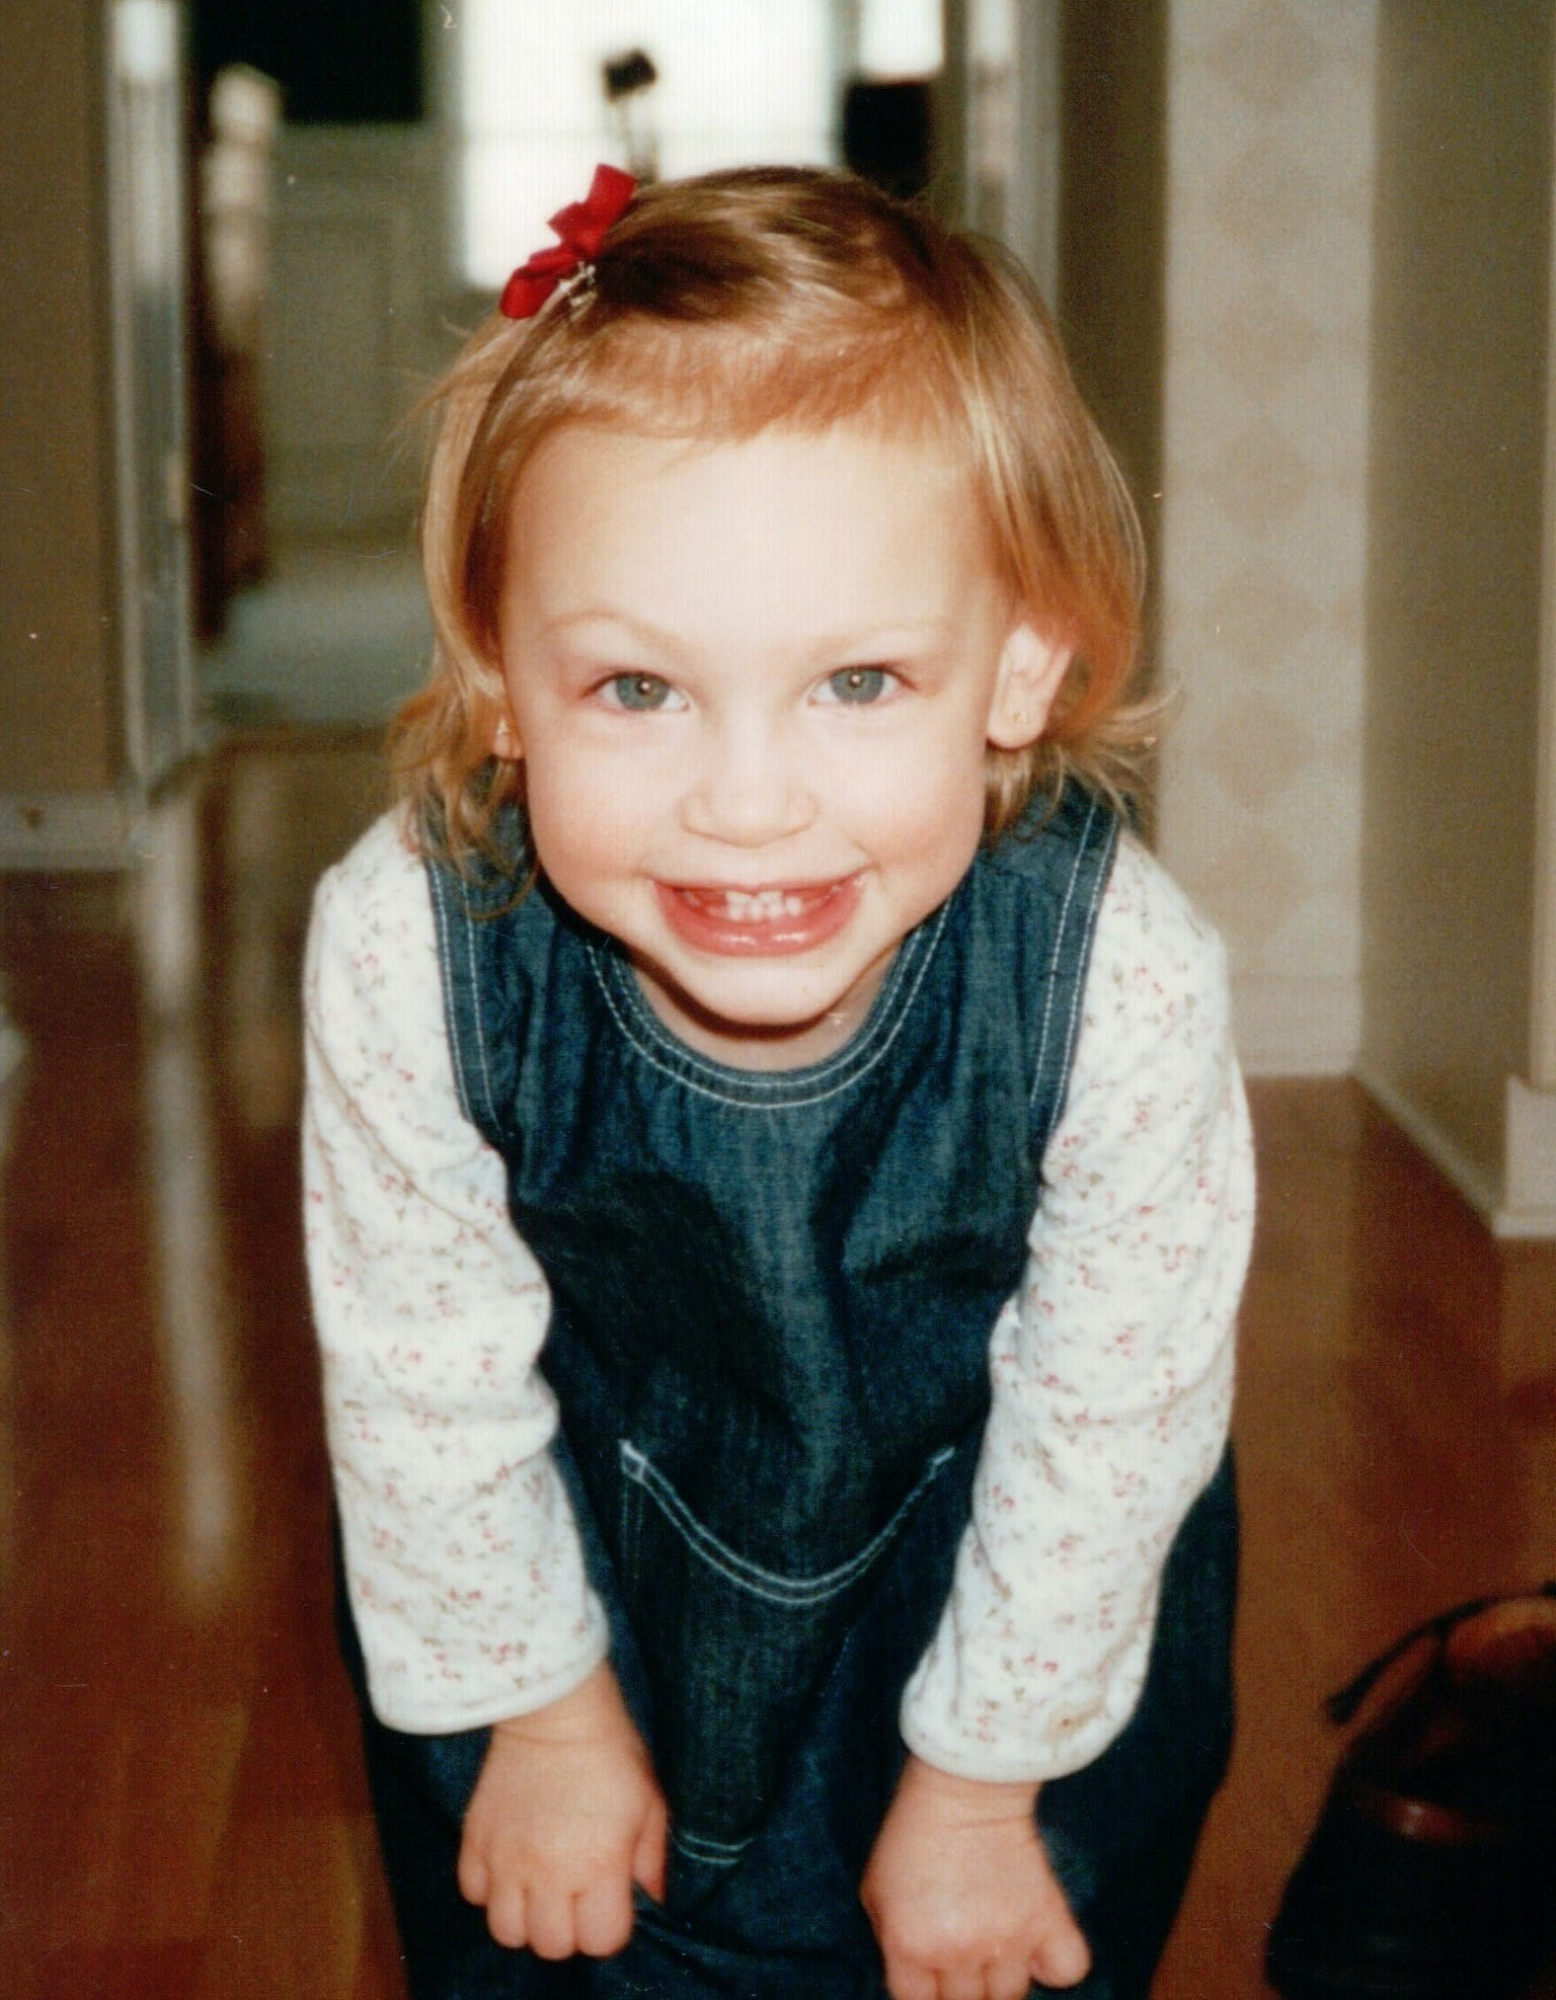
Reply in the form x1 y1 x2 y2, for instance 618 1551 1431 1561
1154 1080 1556 1999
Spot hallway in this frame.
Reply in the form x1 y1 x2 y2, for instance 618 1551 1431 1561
201 547 428 733
1 732 1552 1999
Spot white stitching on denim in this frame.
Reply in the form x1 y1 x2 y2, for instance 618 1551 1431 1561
1050 814 1116 1116
670 1826 752 1863
462 916 501 1133
618 1439 955 1604
586 900 952 1111
430 870 502 1134
1028 794 1111 1110
428 872 477 1128
586 934 918 1099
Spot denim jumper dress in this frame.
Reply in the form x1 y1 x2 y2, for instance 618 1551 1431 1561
339 783 1238 2000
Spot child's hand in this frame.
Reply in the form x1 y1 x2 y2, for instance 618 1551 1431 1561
861 1755 1091 2000
457 1662 667 1960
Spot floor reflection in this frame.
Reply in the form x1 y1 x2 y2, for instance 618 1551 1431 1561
0 730 403 2000
0 1053 19 1598
136 790 243 1606
0 963 24 1602
143 1030 244 1605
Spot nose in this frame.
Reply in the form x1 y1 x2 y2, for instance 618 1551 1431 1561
680 714 817 848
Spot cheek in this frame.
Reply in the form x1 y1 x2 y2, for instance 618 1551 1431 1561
883 722 989 816
849 742 988 881
521 759 636 893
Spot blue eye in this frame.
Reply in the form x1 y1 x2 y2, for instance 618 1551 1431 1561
823 667 892 705
605 673 676 711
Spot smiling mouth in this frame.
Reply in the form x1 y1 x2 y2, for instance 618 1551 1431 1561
685 885 827 922
656 877 860 955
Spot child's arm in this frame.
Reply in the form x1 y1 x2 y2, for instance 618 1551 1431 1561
865 841 1252 1987
458 1662 667 1958
303 820 609 1731
862 1757 1089 2000
899 837 1253 1785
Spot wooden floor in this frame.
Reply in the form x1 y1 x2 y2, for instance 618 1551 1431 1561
1 734 1552 2000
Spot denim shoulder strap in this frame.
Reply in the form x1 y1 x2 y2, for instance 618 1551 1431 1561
985 781 1120 1151
422 818 555 1156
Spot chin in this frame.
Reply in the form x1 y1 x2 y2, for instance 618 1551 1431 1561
683 978 844 1032
648 956 854 1035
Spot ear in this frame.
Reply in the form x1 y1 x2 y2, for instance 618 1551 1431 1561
490 707 523 762
986 621 1072 750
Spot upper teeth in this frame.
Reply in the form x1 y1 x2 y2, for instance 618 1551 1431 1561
722 888 806 921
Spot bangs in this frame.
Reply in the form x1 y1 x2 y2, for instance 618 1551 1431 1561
542 309 964 448
453 287 974 660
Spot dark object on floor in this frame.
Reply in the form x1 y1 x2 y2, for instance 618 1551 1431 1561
1266 1585 1556 2000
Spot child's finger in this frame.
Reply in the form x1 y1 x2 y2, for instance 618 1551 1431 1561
986 1955 1038 2000
483 1879 530 1952
937 1964 989 2000
632 1794 668 1902
455 1842 491 1909
573 1874 635 1957
523 1885 577 1961
878 1954 937 2000
1029 1908 1091 1988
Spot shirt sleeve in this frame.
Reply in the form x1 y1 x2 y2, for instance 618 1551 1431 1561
302 812 609 1734
899 832 1254 1783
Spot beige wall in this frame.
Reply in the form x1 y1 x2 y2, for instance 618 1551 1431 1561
1154 0 1379 1076
1123 0 1555 1226
1360 0 1553 1203
0 0 120 795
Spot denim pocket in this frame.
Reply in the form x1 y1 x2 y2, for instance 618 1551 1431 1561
616 1437 955 1865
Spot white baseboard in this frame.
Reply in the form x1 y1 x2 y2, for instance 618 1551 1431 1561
1231 973 1362 1078
1501 1077 1556 1238
0 789 144 869
1353 1062 1533 1237
1352 1069 1556 1239
0 1013 23 1088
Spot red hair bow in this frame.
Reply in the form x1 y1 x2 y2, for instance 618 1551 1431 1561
499 164 637 319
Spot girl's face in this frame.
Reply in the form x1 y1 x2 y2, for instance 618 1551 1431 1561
492 421 1068 1069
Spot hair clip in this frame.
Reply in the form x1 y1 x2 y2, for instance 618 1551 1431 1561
499 163 637 320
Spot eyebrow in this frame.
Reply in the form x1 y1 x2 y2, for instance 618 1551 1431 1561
539 608 961 655
538 609 679 649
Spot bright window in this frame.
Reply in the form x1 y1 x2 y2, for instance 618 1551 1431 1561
455 1 837 288
859 0 942 78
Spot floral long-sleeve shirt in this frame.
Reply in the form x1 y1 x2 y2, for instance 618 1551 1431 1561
303 809 1253 1782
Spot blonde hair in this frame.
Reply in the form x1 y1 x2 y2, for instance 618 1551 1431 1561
392 166 1151 870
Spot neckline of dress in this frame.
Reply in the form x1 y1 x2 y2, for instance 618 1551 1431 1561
583 893 956 1108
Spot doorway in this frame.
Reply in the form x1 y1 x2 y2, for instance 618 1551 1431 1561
188 1 952 733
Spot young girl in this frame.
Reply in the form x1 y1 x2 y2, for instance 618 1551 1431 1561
304 165 1252 2000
